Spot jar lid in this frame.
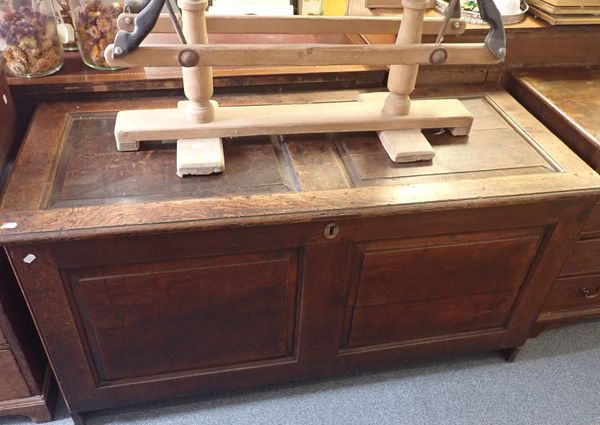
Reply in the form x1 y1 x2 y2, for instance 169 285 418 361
57 23 75 44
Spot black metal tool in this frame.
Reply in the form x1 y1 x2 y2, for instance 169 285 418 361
477 0 506 60
165 0 186 44
112 0 166 58
124 0 152 13
435 0 461 45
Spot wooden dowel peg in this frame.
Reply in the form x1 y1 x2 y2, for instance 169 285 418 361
178 0 214 123
383 0 430 116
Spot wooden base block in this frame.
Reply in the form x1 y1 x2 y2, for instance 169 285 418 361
378 129 435 163
176 138 224 177
114 92 473 146
116 140 140 152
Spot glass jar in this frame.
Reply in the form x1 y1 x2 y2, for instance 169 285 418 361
69 0 123 70
53 0 77 50
0 0 64 78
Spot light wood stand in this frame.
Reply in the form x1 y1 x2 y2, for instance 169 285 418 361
109 2 499 175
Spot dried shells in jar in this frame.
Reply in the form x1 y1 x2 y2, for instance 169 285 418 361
0 6 64 78
70 0 123 70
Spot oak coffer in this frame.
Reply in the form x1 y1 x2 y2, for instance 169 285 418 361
1 87 599 421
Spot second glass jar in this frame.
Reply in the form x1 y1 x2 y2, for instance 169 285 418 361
69 0 122 69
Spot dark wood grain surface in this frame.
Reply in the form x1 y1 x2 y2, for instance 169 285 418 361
3 86 600 418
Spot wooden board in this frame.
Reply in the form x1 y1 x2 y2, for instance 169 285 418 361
105 43 498 68
529 5 600 24
527 0 600 15
114 93 473 147
542 0 600 6
118 14 466 35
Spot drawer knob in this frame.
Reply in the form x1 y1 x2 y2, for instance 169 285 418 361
324 223 339 240
580 287 600 299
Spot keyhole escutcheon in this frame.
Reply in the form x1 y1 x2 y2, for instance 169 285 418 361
324 223 339 240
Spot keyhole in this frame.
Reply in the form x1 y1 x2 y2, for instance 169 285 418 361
324 223 339 240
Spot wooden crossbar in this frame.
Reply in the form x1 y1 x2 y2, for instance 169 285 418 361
117 14 466 35
114 93 473 149
105 43 497 67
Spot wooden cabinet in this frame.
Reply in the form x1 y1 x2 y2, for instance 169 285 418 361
0 252 56 423
0 71 56 423
1 87 599 421
507 68 600 333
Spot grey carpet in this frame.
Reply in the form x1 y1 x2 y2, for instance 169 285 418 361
3 319 599 425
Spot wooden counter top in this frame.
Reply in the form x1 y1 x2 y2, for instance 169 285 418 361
506 67 600 171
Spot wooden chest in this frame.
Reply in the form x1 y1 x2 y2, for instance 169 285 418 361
1 86 599 420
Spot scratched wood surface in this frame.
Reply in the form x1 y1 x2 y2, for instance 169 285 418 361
0 86 599 244
2 92 559 209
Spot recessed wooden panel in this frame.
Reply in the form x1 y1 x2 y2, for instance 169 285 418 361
543 274 600 313
284 134 352 192
355 236 541 307
349 291 519 348
49 115 297 208
561 238 600 275
68 250 299 382
337 97 557 187
0 350 30 401
345 231 542 348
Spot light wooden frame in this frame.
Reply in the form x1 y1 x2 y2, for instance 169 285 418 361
106 0 500 175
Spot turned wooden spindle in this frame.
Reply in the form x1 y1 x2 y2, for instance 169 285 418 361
179 0 214 123
383 0 429 116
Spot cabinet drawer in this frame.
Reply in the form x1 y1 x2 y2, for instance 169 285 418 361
0 349 31 401
542 274 600 313
562 238 600 275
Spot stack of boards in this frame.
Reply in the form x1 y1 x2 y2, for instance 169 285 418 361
528 0 600 24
